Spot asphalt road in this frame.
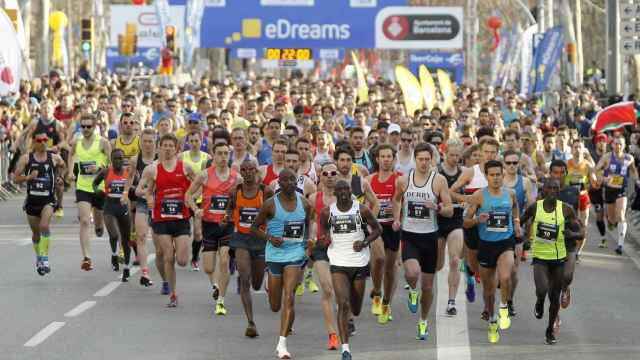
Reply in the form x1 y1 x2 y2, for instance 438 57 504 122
2 194 640 360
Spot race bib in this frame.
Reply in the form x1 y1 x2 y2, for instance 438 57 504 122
79 161 96 175
209 195 229 214
408 201 430 219
333 214 358 234
108 180 126 197
486 211 509 232
239 207 259 227
161 198 184 219
283 220 304 242
536 222 558 243
378 199 393 220
611 175 624 187
29 177 50 196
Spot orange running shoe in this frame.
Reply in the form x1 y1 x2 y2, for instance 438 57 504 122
327 333 339 350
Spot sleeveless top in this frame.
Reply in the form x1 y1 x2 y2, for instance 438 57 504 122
566 159 590 192
152 161 191 222
202 167 239 223
104 167 128 199
34 118 60 147
505 175 526 215
370 172 399 224
257 138 273 166
438 164 464 219
477 188 514 242
402 170 438 234
465 164 488 194
266 192 307 263
75 136 108 193
354 151 374 173
532 200 566 261
114 135 140 166
604 153 634 188
350 174 365 203
26 152 56 204
232 185 264 234
262 164 280 186
274 174 306 195
328 201 368 267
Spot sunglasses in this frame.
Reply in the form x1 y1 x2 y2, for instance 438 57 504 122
122 121 134 125
81 125 93 129
401 138 413 143
505 161 519 166
35 137 48 143
322 170 337 177
188 120 200 124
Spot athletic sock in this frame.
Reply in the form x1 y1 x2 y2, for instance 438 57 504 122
40 233 50 256
277 336 287 349
596 220 606 237
499 302 507 309
32 241 40 259
217 296 224 305
191 240 202 261
618 222 627 246
341 344 350 353
464 261 474 276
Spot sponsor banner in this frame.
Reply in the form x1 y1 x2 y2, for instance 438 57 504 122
520 25 537 96
408 51 464 85
533 26 565 93
109 5 185 48
375 7 463 49
106 47 161 73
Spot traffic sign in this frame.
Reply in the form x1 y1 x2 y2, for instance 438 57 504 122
621 3 640 20
622 20 640 37
621 38 640 55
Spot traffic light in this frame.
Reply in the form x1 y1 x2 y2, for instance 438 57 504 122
80 18 93 53
118 22 137 56
165 25 176 52
4 9 18 31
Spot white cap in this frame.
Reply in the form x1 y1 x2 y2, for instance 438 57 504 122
387 123 401 134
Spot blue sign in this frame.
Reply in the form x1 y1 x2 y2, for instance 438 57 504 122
230 47 345 60
106 47 161 74
171 0 405 49
408 51 465 85
532 26 564 93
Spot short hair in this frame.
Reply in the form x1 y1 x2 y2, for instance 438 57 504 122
414 142 434 159
212 129 231 144
296 138 310 146
80 114 97 124
376 143 396 158
502 149 520 160
479 137 500 150
503 129 520 140
141 128 156 138
349 127 365 136
445 138 463 150
285 149 300 157
484 159 503 174
285 125 299 136
273 139 289 149
268 118 282 126
334 145 355 161
159 133 178 147
550 159 567 173
463 144 480 161
476 127 495 139
187 131 202 140
212 142 229 153
543 132 556 141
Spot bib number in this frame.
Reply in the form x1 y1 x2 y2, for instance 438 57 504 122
29 177 51 196
333 214 358 234
486 211 509 232
610 175 624 187
209 195 229 214
536 222 558 243
378 199 393 220
79 161 96 175
239 207 259 227
108 180 126 198
408 201 430 219
161 198 184 219
283 220 304 242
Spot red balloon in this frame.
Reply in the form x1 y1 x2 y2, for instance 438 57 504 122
131 0 145 5
487 16 502 30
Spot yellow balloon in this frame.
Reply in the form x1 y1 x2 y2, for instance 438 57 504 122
49 11 68 31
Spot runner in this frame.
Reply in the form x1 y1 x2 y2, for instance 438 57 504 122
271 149 316 197
93 149 132 281
179 131 211 271
566 139 597 258
138 133 195 307
319 180 382 360
309 162 340 349
186 142 240 315
296 138 318 184
251 168 313 359
13 131 66 275
464 159 521 344
125 128 158 287
392 142 454 341
595 136 640 255
589 133 609 248
67 114 111 271
260 139 288 187
436 139 466 317
367 144 401 323
520 177 582 345
227 158 273 337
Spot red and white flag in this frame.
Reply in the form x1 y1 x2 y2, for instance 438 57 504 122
0 8 21 95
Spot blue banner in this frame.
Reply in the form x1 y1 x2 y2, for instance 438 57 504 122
169 0 405 49
106 47 161 74
532 26 564 94
408 51 464 85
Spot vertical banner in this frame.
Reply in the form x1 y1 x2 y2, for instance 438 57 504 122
560 0 577 86
395 65 424 116
418 65 437 111
520 25 537 96
491 28 509 86
0 8 22 95
154 0 171 46
533 26 565 94
184 0 205 68
351 51 369 104
500 25 522 89
436 69 454 113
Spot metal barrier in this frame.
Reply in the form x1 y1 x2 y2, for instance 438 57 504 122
0 140 20 200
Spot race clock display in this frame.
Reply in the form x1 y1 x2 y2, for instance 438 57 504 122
265 48 313 61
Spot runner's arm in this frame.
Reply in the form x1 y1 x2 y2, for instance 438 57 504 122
563 203 584 239
92 168 107 194
12 154 32 183
463 191 481 229
185 172 205 214
391 175 407 227
363 179 380 218
250 199 276 243
319 206 331 246
359 204 382 246
449 167 471 203
511 191 522 237
65 138 76 179
101 138 112 167
519 202 538 226
123 155 138 202
434 174 453 218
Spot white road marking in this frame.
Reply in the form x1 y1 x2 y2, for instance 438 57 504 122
23 321 65 347
64 301 97 318
436 253 471 360
15 238 33 246
93 281 121 297
580 251 627 260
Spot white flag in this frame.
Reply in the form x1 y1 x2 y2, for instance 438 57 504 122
0 9 22 95
155 0 171 46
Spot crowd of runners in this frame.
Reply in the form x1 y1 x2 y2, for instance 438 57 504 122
3 70 640 359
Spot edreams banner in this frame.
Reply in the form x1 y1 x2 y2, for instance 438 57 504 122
408 52 464 85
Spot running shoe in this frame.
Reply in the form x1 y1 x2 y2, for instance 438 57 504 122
245 322 258 338
42 259 50 274
54 207 64 218
215 302 227 315
498 306 511 330
305 274 319 293
341 350 352 360
488 321 500 344
371 295 382 315
95 227 104 238
599 239 607 248
140 275 153 287
122 268 130 282
276 347 291 360
560 288 571 309
615 245 623 255
190 260 200 272
534 300 544 319
481 310 490 321
36 260 45 276
348 319 356 336
167 294 178 308
545 328 557 345
161 281 170 295
378 304 392 325
507 301 517 317
111 255 119 271
81 258 93 271
465 278 476 303
295 283 305 297
327 333 339 350
212 284 220 300
446 300 457 316
407 288 419 314
416 320 428 341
